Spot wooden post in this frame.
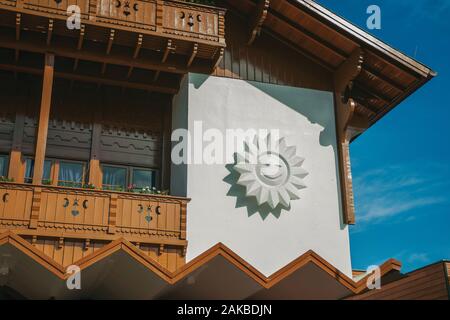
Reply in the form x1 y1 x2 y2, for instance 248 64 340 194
32 53 54 185
8 106 26 183
89 111 103 188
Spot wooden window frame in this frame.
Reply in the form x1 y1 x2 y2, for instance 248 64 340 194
101 163 159 191
0 154 9 177
23 156 87 187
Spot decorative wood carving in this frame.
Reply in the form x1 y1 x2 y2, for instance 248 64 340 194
248 0 269 45
163 0 223 42
96 0 157 31
99 125 162 168
23 0 90 19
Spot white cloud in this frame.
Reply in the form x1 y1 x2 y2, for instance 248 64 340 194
352 162 449 226
407 253 430 264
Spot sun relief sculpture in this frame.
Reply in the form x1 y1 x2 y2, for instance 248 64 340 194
233 135 308 210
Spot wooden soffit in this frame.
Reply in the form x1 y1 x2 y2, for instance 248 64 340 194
224 0 436 136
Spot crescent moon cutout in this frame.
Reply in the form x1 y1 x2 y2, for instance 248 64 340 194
63 198 69 208
2 193 9 203
133 3 138 11
115 0 121 8
156 206 162 215
83 200 88 209
180 12 185 19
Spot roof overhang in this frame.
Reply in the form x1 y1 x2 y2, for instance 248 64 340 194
0 231 402 299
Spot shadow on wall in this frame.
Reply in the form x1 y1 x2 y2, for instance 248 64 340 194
223 154 287 220
190 74 344 227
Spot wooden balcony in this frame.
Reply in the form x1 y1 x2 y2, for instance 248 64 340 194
0 182 189 268
0 0 226 45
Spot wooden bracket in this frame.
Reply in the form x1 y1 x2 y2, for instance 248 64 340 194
84 239 91 251
187 43 198 68
154 40 176 81
158 244 165 256
127 34 144 79
57 237 64 249
31 235 37 246
212 47 224 70
333 47 365 225
101 29 115 74
248 0 270 45
15 13 21 62
46 19 53 46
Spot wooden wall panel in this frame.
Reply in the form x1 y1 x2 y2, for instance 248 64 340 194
212 12 332 91
0 184 33 228
115 194 181 240
26 237 107 267
348 263 449 300
37 188 110 233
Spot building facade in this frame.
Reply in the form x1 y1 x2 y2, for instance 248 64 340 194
0 0 447 299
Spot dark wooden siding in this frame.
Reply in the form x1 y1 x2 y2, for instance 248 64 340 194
347 262 449 300
212 12 333 92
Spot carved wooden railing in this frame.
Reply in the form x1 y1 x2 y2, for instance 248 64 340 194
0 182 189 248
1 0 226 45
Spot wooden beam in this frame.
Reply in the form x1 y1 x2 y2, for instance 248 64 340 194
187 43 198 67
102 29 115 74
333 48 365 225
0 37 211 75
106 29 115 55
15 13 21 62
212 47 224 70
73 25 85 71
46 19 53 46
15 13 21 41
89 111 103 189
77 25 86 51
126 34 144 79
162 39 175 63
8 106 26 183
266 1 348 59
32 53 55 185
0 63 179 94
133 34 143 59
154 40 175 81
248 0 269 45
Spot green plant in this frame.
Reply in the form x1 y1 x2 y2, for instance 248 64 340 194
0 176 14 183
83 183 96 189
139 186 170 196
42 179 52 185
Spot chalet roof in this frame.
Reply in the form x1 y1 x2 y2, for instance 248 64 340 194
225 0 435 134
0 231 402 299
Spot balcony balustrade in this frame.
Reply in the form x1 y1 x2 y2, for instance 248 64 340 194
0 0 226 46
0 181 189 249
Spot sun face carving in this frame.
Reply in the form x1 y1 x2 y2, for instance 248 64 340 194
233 135 308 209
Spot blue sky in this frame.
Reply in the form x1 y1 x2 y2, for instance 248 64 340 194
316 0 450 272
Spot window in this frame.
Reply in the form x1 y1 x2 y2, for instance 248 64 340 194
102 165 127 191
132 168 156 189
24 158 86 187
24 158 52 184
0 155 8 177
102 165 157 191
57 161 85 188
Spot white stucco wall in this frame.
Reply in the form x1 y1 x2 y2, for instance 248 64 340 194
172 74 352 277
